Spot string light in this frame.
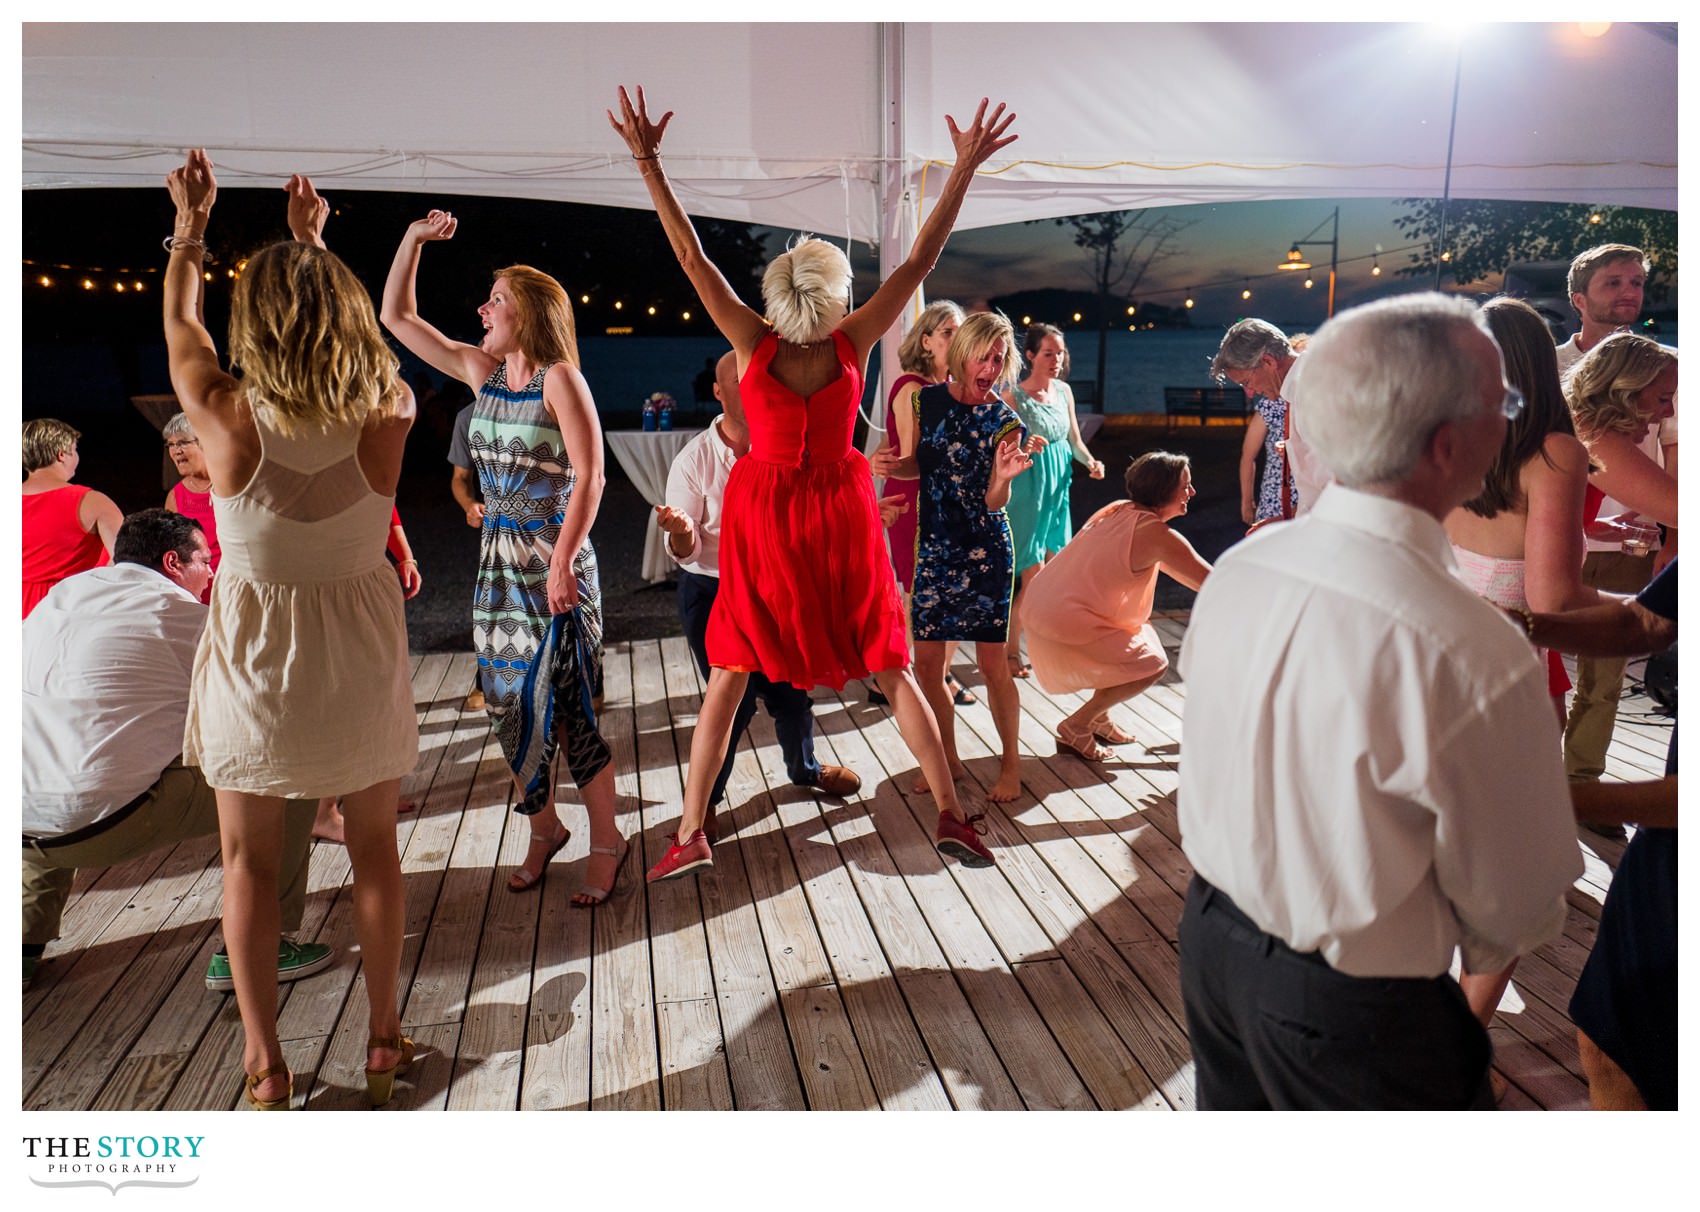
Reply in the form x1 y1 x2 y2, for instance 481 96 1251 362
38 275 52 287
1184 296 1194 309
114 282 125 292
613 300 623 310
1303 278 1314 289
681 310 691 321
82 279 94 290
647 305 656 315
1126 305 1136 316
1021 315 1031 325
1588 213 1603 224
203 271 214 281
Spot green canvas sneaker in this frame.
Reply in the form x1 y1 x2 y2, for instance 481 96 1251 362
205 939 334 992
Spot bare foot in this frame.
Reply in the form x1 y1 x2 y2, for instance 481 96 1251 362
311 797 345 844
912 762 968 795
987 768 1023 802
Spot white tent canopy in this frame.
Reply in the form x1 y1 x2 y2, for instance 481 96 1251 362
23 21 1678 243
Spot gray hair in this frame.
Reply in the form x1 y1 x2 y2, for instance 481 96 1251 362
761 237 852 345
1210 318 1293 381
1296 292 1492 489
162 411 197 442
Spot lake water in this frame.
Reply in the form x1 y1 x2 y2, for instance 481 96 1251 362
578 328 1235 422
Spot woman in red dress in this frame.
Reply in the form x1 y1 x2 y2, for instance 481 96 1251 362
22 418 122 617
609 86 1017 881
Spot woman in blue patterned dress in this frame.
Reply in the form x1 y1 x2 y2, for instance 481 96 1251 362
1237 392 1299 526
1003 323 1104 677
875 312 1044 804
381 213 625 907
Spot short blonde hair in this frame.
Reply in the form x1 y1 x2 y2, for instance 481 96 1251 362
945 311 1019 391
897 300 965 376
1565 332 1676 441
493 265 579 367
762 237 851 345
228 241 403 435
23 417 79 474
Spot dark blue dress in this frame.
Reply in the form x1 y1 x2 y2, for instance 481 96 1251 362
910 383 1022 643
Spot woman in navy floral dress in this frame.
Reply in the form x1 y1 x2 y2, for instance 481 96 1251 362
876 312 1043 804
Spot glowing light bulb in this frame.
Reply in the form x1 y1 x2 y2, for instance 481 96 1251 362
82 279 95 290
614 301 623 310
1184 297 1194 309
1072 312 1082 322
581 294 590 304
38 275 52 287
1241 288 1252 300
682 311 691 321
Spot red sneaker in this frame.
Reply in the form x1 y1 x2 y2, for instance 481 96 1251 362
647 830 713 883
935 812 995 868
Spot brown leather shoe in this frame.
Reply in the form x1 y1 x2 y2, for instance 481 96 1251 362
462 688 486 712
809 765 862 797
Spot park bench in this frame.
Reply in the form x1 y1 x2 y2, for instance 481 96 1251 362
1163 386 1248 430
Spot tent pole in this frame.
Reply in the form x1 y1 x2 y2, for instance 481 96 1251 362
869 21 912 457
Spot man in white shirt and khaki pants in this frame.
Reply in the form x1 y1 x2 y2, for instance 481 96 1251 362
1176 294 1583 1109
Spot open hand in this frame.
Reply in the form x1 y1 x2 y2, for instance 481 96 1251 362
994 433 1039 481
408 210 458 245
285 174 329 248
945 99 1018 171
876 494 909 528
608 85 673 159
166 148 217 222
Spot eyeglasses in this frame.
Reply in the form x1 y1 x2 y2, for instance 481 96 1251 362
1499 388 1526 421
165 439 199 450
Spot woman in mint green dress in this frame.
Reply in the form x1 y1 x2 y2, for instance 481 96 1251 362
1003 323 1103 676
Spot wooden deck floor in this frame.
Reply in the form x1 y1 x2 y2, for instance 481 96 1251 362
22 617 1672 1111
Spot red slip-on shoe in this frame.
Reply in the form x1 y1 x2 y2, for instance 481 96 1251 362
934 811 995 868
646 829 713 883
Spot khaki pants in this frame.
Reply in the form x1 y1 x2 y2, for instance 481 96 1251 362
1563 550 1657 782
23 759 314 946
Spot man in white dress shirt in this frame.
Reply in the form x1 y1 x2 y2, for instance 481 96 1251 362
22 510 326 993
1176 294 1583 1109
656 353 860 842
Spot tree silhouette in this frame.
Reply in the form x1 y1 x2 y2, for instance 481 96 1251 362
1393 200 1677 303
1033 210 1194 408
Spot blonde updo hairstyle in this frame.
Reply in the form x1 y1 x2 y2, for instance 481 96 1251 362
493 264 580 368
228 241 403 434
945 311 1020 393
762 237 852 345
897 300 966 377
1564 332 1676 441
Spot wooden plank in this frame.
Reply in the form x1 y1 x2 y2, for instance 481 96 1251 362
780 985 880 1111
714 987 807 1110
657 997 735 1110
1012 958 1170 1110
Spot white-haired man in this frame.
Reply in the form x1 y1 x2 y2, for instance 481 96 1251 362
1177 294 1582 1109
1209 318 1329 516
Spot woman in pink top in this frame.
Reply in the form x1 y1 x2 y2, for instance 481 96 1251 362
22 418 122 617
1022 452 1211 760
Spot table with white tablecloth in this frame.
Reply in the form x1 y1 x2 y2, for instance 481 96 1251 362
605 428 701 583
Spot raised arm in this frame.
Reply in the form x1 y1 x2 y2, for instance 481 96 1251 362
840 100 1017 357
609 86 767 358
163 150 240 421
285 174 329 249
379 210 497 388
542 363 606 614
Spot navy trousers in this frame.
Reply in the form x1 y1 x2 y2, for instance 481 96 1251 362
677 570 820 805
1179 876 1495 1110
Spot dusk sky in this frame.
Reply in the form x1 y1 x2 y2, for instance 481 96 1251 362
918 196 1427 329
